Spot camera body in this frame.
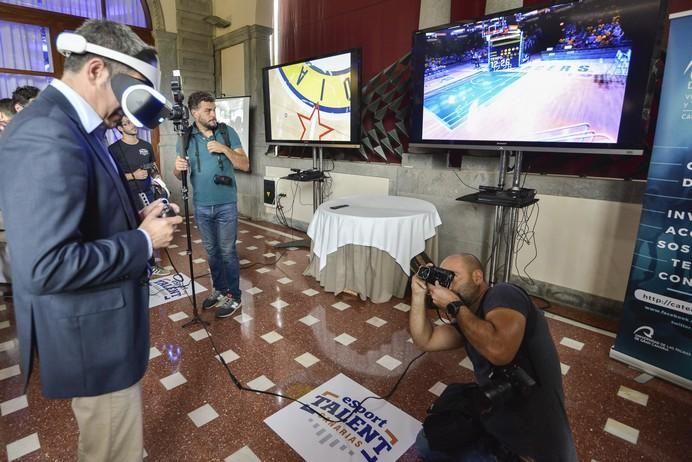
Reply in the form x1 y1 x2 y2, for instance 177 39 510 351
417 265 455 289
480 364 536 410
168 70 189 132
213 174 233 186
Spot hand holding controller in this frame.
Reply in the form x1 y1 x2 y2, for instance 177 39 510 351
159 199 177 218
139 200 183 250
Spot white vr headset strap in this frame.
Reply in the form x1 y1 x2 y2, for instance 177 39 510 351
56 32 161 90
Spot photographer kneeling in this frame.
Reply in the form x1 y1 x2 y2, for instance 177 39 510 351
410 254 577 461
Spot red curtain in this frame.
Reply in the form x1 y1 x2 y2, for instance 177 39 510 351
450 0 486 21
278 0 421 81
522 0 545 7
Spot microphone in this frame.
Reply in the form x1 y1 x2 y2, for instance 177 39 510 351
210 125 222 155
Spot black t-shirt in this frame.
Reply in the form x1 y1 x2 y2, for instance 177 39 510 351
464 283 577 461
108 139 155 198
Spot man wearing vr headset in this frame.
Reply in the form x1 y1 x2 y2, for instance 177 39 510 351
173 91 249 319
410 254 576 461
0 20 182 461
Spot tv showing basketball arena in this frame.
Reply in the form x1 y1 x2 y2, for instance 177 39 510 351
263 49 362 147
410 0 663 155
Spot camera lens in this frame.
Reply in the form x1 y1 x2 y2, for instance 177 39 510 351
418 267 431 280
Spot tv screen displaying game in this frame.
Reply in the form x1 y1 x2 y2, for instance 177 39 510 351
263 49 362 147
410 0 663 155
215 96 251 173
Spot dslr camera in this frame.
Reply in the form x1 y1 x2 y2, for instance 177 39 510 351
417 265 455 289
411 252 455 289
213 174 233 186
479 364 536 411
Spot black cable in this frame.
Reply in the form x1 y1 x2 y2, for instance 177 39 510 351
453 170 479 192
275 192 304 234
514 202 539 285
484 206 509 280
162 262 428 424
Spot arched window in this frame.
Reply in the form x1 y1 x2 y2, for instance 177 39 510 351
0 0 156 144
0 0 152 98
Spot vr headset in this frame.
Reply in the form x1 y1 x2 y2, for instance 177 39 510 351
56 32 172 129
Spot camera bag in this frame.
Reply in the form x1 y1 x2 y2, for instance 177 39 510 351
423 382 485 451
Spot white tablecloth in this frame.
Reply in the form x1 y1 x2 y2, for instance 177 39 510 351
306 195 442 274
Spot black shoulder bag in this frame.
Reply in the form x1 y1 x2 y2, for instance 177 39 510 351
423 382 487 451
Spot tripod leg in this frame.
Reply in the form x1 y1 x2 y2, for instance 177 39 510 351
178 170 209 328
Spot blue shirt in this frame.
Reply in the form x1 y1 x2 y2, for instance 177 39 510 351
179 124 242 206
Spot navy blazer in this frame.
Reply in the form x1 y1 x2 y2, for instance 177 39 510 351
0 85 151 399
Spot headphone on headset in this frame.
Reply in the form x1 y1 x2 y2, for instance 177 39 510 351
56 32 173 129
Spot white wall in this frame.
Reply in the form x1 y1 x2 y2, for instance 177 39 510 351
220 44 245 96
213 0 272 37
486 0 522 14
264 167 390 225
514 194 641 301
159 0 177 33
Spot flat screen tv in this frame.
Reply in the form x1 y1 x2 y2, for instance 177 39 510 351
263 49 362 147
410 0 663 155
215 96 251 173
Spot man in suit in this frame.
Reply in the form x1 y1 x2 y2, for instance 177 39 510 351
0 20 182 461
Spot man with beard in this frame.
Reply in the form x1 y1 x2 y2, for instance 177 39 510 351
410 254 577 461
173 91 249 318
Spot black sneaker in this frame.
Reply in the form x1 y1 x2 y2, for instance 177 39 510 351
202 290 224 310
216 296 241 318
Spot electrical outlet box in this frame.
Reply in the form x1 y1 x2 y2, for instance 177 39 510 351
264 177 276 207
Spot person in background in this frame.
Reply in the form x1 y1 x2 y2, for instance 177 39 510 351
11 85 39 113
0 98 13 133
110 115 171 278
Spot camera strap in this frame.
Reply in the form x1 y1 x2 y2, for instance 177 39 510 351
192 137 202 173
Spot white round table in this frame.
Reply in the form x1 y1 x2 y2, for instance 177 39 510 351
305 195 441 302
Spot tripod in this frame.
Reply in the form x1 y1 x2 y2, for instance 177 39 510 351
168 70 208 328
179 167 208 328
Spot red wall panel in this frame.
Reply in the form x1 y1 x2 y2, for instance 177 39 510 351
450 0 486 21
278 0 421 81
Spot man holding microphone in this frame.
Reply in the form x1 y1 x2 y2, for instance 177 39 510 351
173 91 249 319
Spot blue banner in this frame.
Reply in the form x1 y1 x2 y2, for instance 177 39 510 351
612 11 692 389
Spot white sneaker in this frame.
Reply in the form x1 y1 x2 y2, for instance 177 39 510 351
151 265 172 278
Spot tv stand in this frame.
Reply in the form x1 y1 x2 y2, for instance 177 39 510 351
456 151 538 285
274 146 325 249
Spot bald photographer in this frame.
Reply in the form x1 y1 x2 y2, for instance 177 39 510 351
410 254 577 461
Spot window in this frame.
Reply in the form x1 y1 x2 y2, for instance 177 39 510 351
1 0 103 19
0 0 154 140
0 20 54 96
0 0 149 26
0 0 152 99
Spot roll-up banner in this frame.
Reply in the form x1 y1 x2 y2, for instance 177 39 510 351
611 10 692 390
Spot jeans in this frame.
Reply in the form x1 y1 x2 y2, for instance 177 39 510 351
194 202 240 300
